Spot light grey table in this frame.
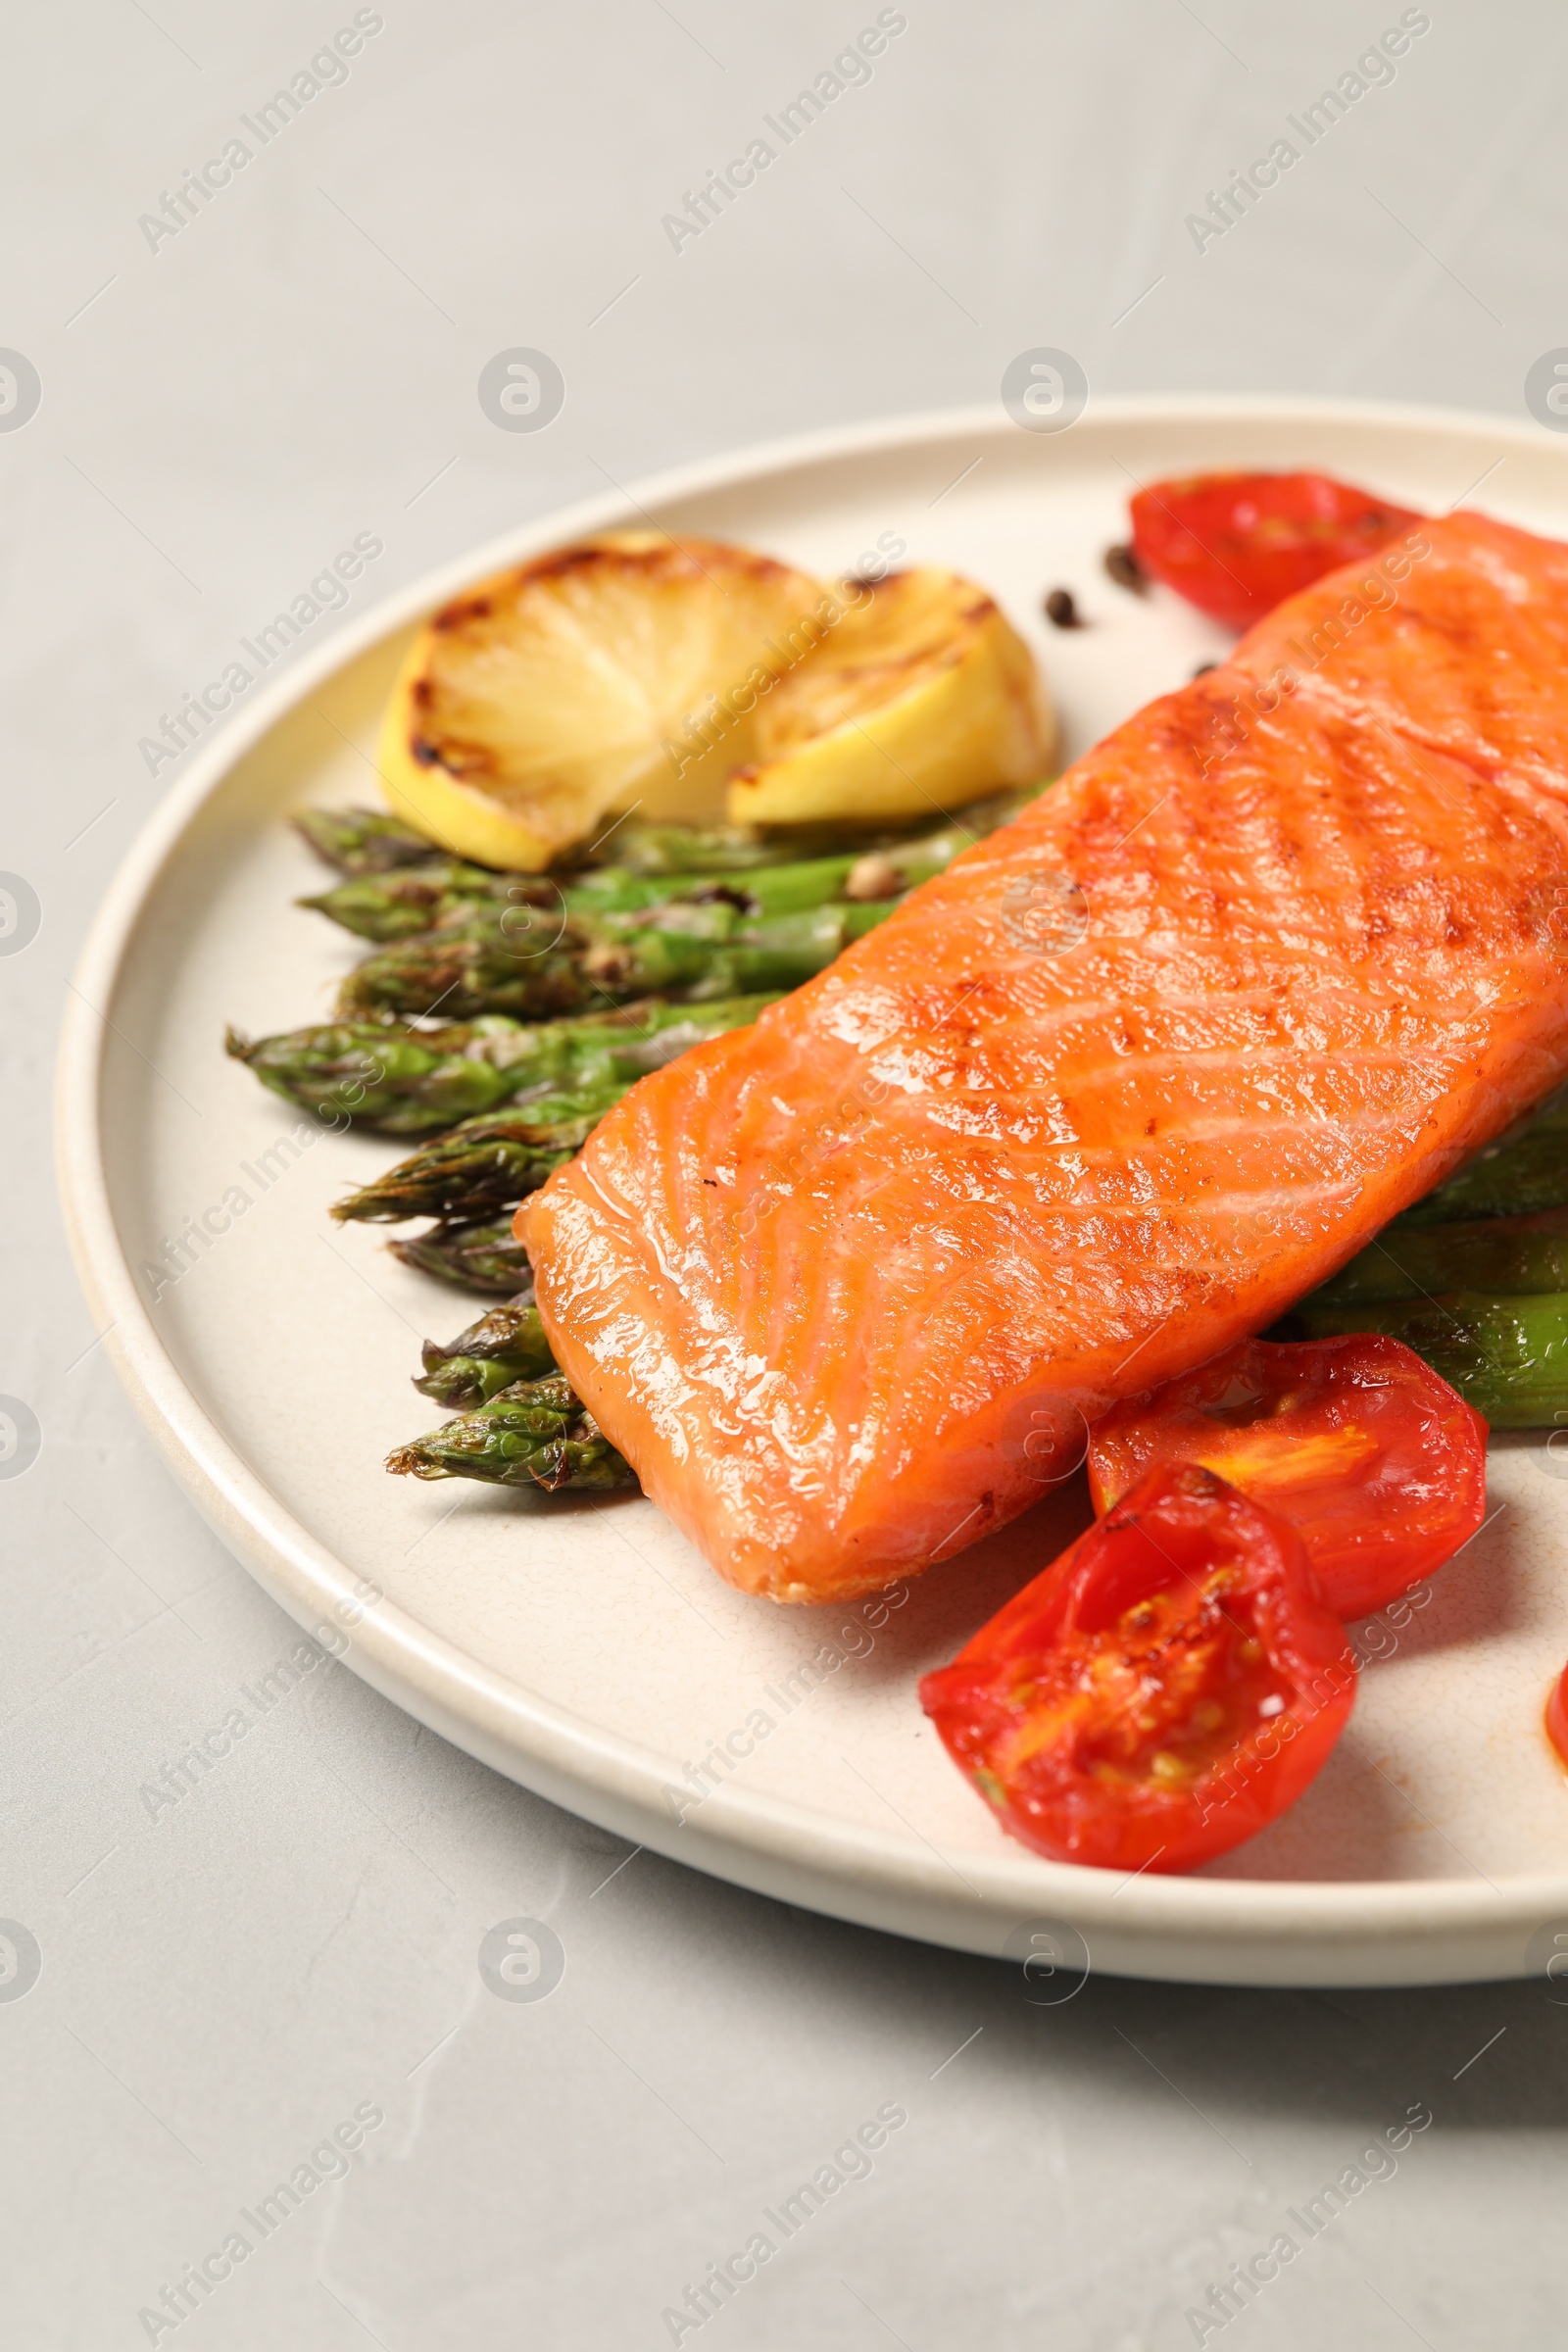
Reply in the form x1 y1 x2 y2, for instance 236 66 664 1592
5 2 1565 2343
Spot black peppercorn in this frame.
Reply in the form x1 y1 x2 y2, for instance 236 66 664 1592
1104 543 1148 595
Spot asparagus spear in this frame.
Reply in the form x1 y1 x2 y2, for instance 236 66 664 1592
388 1216 529 1295
301 862 756 943
227 1013 532 1133
297 780 1044 895
1285 1097 1568 1422
337 896 900 1021
1308 1205 1568 1308
1395 1093 1568 1225
298 801 901 889
304 804 930 893
337 1105 600 1223
1295 1291 1568 1429
325 997 777 1220
578 899 902 1001
604 780 1047 874
609 817 858 874
387 1373 635 1493
295 807 440 874
335 918 585 1020
414 1286 554 1407
303 814 1010 944
300 859 514 941
227 995 777 1135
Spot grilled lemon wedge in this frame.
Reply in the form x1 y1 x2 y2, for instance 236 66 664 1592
377 534 1054 867
728 566 1054 828
376 532 824 870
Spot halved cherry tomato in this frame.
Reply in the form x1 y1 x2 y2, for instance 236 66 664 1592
1547 1662 1568 1770
919 1463 1355 1874
1129 470 1423 630
1088 1335 1488 1623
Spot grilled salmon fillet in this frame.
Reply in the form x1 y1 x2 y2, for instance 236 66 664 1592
521 511 1568 1601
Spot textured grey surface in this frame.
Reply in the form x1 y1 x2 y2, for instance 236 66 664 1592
5 1 1568 2344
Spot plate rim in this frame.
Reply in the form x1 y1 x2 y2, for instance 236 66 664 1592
57 391 1568 1985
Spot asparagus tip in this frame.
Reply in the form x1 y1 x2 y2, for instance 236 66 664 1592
385 1444 443 1479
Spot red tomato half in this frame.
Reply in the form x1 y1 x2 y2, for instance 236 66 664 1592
1129 469 1423 630
918 1464 1355 1874
1547 1663 1568 1772
1088 1335 1488 1623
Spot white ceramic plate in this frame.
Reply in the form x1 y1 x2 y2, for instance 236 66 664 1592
60 397 1568 1987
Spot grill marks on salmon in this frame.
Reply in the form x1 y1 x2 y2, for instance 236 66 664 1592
522 512 1568 1600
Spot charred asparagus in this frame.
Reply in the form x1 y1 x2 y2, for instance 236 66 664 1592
227 994 778 1136
387 1374 634 1493
388 1216 529 1295
336 897 901 1021
414 1287 555 1407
